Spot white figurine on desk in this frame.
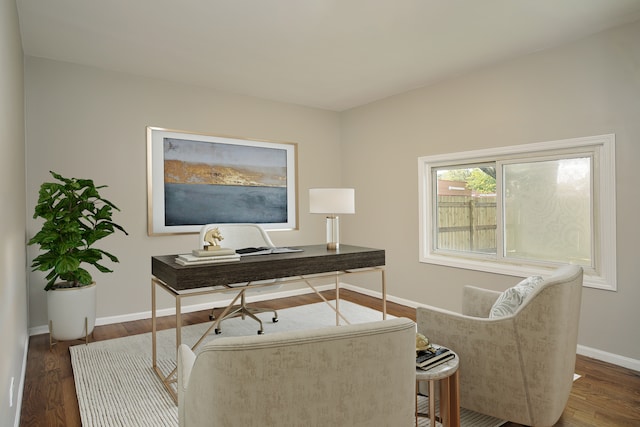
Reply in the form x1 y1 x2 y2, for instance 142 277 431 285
204 227 224 249
191 228 236 257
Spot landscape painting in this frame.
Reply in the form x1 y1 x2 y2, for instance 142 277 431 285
147 127 297 235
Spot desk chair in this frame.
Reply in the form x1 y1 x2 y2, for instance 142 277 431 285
199 224 280 335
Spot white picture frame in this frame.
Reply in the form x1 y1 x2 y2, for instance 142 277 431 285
147 127 298 235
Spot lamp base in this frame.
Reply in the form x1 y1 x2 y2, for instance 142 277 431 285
326 215 340 251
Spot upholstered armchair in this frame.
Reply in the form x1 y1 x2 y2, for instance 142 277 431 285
178 318 416 427
416 265 583 426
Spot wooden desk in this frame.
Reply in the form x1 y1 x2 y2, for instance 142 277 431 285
151 244 386 401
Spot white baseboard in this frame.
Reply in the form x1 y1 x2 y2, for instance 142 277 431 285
13 334 28 427
341 283 419 308
28 282 640 373
577 344 640 372
29 284 336 336
29 324 49 336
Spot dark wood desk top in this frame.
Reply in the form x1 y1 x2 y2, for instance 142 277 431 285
152 244 385 291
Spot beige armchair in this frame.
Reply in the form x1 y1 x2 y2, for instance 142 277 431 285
416 265 583 426
178 318 416 427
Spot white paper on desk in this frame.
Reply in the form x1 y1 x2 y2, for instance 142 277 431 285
271 247 304 254
175 253 241 265
237 247 303 256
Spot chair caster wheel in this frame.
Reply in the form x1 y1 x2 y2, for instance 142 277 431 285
215 329 221 335
258 330 264 335
209 315 215 321
272 317 278 323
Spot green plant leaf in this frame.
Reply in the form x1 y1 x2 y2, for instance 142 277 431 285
28 171 128 291
74 268 94 285
55 255 81 274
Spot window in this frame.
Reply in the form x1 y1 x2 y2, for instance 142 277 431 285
418 134 616 290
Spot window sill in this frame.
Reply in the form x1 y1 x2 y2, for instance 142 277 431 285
419 253 615 291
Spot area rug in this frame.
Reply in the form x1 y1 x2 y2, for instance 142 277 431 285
70 301 505 427
416 395 505 427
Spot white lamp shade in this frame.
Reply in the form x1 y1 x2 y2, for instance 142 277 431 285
309 188 355 214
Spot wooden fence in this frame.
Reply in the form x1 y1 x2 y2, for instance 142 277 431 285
436 195 496 252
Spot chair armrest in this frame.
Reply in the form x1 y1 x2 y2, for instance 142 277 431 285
462 285 501 317
416 305 526 414
415 305 517 360
415 304 520 372
178 344 196 425
416 304 489 346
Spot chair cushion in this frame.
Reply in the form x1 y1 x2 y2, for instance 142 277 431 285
489 275 544 318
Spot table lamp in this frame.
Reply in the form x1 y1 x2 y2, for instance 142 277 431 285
309 188 355 250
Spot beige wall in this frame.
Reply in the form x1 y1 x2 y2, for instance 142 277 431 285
341 21 640 362
23 21 640 367
0 0 27 425
25 57 342 328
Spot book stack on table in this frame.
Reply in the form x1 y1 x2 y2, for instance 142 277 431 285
416 346 455 370
176 247 240 266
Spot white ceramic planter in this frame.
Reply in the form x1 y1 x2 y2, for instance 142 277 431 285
47 282 97 341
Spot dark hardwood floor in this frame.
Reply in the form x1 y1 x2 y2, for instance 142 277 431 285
20 290 640 426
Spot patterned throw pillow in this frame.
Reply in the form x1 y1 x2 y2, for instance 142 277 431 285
489 276 544 318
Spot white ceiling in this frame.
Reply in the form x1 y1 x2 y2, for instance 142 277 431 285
16 0 640 111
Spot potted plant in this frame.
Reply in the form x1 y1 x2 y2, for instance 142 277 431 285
28 171 128 342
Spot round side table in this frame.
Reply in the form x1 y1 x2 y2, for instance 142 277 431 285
415 348 460 427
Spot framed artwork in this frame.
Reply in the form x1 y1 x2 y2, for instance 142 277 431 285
147 127 298 235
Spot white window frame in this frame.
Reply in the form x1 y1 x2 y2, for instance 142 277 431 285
418 134 616 291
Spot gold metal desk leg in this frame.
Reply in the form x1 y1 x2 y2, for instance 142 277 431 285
152 279 157 370
151 277 179 403
176 295 182 351
302 278 350 325
335 272 340 326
